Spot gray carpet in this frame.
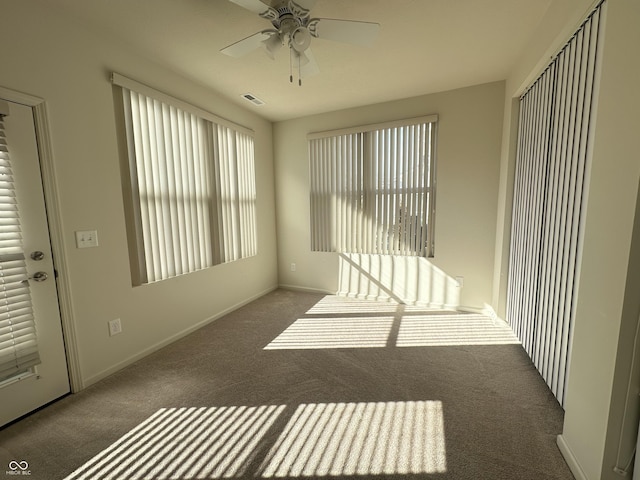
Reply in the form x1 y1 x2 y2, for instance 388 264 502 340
0 289 574 479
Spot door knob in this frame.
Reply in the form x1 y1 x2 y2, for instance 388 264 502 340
30 271 48 282
30 251 45 261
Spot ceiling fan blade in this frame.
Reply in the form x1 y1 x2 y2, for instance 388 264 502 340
221 31 273 57
308 18 380 47
292 0 317 9
228 0 271 15
299 48 320 77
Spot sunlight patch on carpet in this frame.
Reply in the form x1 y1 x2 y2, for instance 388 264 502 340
397 313 520 347
64 401 447 479
265 297 520 349
264 316 394 350
305 295 400 315
259 401 447 477
63 405 285 480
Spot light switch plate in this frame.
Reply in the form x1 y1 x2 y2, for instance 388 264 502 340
75 230 99 248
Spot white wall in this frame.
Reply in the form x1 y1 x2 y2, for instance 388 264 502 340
495 0 640 478
0 1 278 388
274 82 505 311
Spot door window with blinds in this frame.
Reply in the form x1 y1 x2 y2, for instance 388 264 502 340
506 1 605 406
0 109 40 383
309 116 437 257
113 74 258 284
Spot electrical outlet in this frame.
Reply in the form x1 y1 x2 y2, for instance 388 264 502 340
290 263 296 272
108 318 122 336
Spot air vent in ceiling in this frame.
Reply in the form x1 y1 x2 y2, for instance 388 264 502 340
241 93 265 106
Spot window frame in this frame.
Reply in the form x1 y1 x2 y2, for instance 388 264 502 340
0 112 41 382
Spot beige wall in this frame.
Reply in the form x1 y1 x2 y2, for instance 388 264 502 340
496 0 640 478
274 82 505 311
0 1 278 388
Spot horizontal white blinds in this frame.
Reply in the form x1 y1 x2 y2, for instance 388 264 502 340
119 80 257 284
310 118 437 257
0 115 40 381
506 1 605 406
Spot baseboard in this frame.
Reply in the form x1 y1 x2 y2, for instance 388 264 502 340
334 290 461 310
278 284 335 295
557 434 589 480
82 285 278 388
275 284 500 318
458 305 501 323
282 285 484 312
338 291 398 303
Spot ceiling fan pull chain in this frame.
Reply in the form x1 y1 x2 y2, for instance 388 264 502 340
289 45 294 83
298 52 302 86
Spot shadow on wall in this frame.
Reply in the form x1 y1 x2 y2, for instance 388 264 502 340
338 253 460 308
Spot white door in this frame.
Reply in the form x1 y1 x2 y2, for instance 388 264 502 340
0 99 70 427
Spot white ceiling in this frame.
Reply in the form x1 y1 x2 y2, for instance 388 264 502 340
51 0 553 121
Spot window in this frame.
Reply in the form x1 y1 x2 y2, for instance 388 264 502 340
0 108 41 382
309 116 437 257
112 74 257 284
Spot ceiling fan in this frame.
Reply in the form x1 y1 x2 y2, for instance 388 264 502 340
221 0 380 85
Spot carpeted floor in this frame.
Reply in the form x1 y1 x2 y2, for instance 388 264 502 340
0 289 574 479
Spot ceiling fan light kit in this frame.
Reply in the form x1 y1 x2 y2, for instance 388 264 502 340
262 32 283 59
221 0 380 86
291 27 311 53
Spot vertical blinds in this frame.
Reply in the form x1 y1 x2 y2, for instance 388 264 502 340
211 125 258 265
506 1 605 405
124 90 214 282
118 77 258 284
309 116 437 257
0 114 40 382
